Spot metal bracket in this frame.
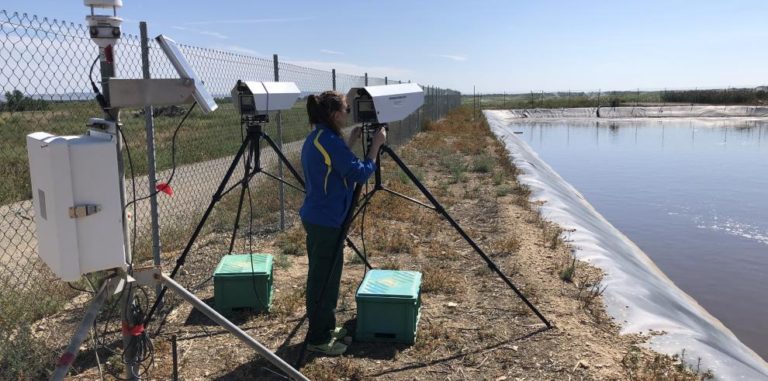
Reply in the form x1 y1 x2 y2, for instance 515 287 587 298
109 78 196 108
132 267 162 286
68 204 101 219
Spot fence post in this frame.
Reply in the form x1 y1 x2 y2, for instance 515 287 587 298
418 84 423 129
273 54 285 231
434 87 438 120
140 21 163 307
364 72 368 86
385 76 388 85
332 69 336 91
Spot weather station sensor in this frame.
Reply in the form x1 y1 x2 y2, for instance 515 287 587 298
347 83 424 124
232 80 300 123
84 0 122 48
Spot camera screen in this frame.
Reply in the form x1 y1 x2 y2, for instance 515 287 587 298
358 100 374 112
240 95 255 114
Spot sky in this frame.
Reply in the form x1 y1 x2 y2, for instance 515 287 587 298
5 0 768 94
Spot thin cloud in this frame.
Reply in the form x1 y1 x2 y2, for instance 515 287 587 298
320 49 345 56
172 25 228 40
221 45 261 56
435 54 468 62
184 17 313 26
285 59 413 81
199 31 228 39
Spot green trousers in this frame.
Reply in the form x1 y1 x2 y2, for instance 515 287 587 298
303 220 345 345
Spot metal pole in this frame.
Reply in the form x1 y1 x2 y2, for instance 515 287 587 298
171 335 179 381
364 72 368 86
385 76 388 85
434 87 438 120
332 69 336 91
94 24 139 380
158 273 310 381
140 21 163 308
418 86 422 129
273 54 285 230
50 278 118 381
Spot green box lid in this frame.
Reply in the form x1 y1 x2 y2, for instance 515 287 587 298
357 269 421 299
214 254 272 277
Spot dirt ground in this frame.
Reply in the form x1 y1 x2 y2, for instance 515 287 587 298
66 108 710 380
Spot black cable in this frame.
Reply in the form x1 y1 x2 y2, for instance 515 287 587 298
360 129 371 277
246 185 268 311
89 55 108 111
68 282 95 294
122 287 154 377
125 101 198 209
116 125 137 268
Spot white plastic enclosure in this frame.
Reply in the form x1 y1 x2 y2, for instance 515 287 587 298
231 81 301 115
347 83 424 124
26 132 127 281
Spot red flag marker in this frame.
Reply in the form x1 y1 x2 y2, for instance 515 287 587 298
156 183 173 196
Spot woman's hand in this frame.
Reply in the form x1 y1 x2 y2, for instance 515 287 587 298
366 127 387 160
371 127 387 147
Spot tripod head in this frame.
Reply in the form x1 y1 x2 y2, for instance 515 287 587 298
361 122 388 157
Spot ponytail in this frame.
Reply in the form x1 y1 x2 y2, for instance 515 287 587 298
307 94 324 125
306 91 344 135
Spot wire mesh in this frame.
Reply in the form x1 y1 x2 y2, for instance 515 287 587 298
0 8 461 378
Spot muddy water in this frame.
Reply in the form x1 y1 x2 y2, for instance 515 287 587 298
513 118 768 360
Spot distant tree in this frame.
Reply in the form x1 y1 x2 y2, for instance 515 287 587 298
2 89 49 111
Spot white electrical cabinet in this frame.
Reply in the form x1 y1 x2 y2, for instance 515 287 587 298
27 132 127 281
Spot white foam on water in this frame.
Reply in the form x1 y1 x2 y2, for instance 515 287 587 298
485 110 768 380
693 215 768 247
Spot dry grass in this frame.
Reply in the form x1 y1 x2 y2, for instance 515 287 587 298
621 346 714 380
491 235 521 257
302 356 366 381
275 225 306 256
421 267 460 294
271 286 305 318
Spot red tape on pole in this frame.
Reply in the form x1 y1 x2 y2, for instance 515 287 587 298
122 321 146 336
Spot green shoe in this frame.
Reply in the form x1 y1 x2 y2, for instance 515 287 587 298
331 327 348 340
306 339 347 356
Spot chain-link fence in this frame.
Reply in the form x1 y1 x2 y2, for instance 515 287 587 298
0 9 461 378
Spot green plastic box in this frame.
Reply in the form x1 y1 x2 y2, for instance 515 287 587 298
355 269 422 344
213 253 273 314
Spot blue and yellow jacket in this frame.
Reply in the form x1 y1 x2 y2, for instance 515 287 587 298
299 124 376 228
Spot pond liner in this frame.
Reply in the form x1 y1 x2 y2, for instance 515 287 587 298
485 110 768 380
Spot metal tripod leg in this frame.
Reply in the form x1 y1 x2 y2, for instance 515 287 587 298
133 269 309 381
51 276 120 381
228 136 256 255
378 145 551 328
144 135 251 326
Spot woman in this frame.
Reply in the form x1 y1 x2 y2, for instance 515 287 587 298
299 90 386 355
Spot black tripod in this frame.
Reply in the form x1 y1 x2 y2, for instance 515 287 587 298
295 123 551 367
354 124 550 327
144 118 373 330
